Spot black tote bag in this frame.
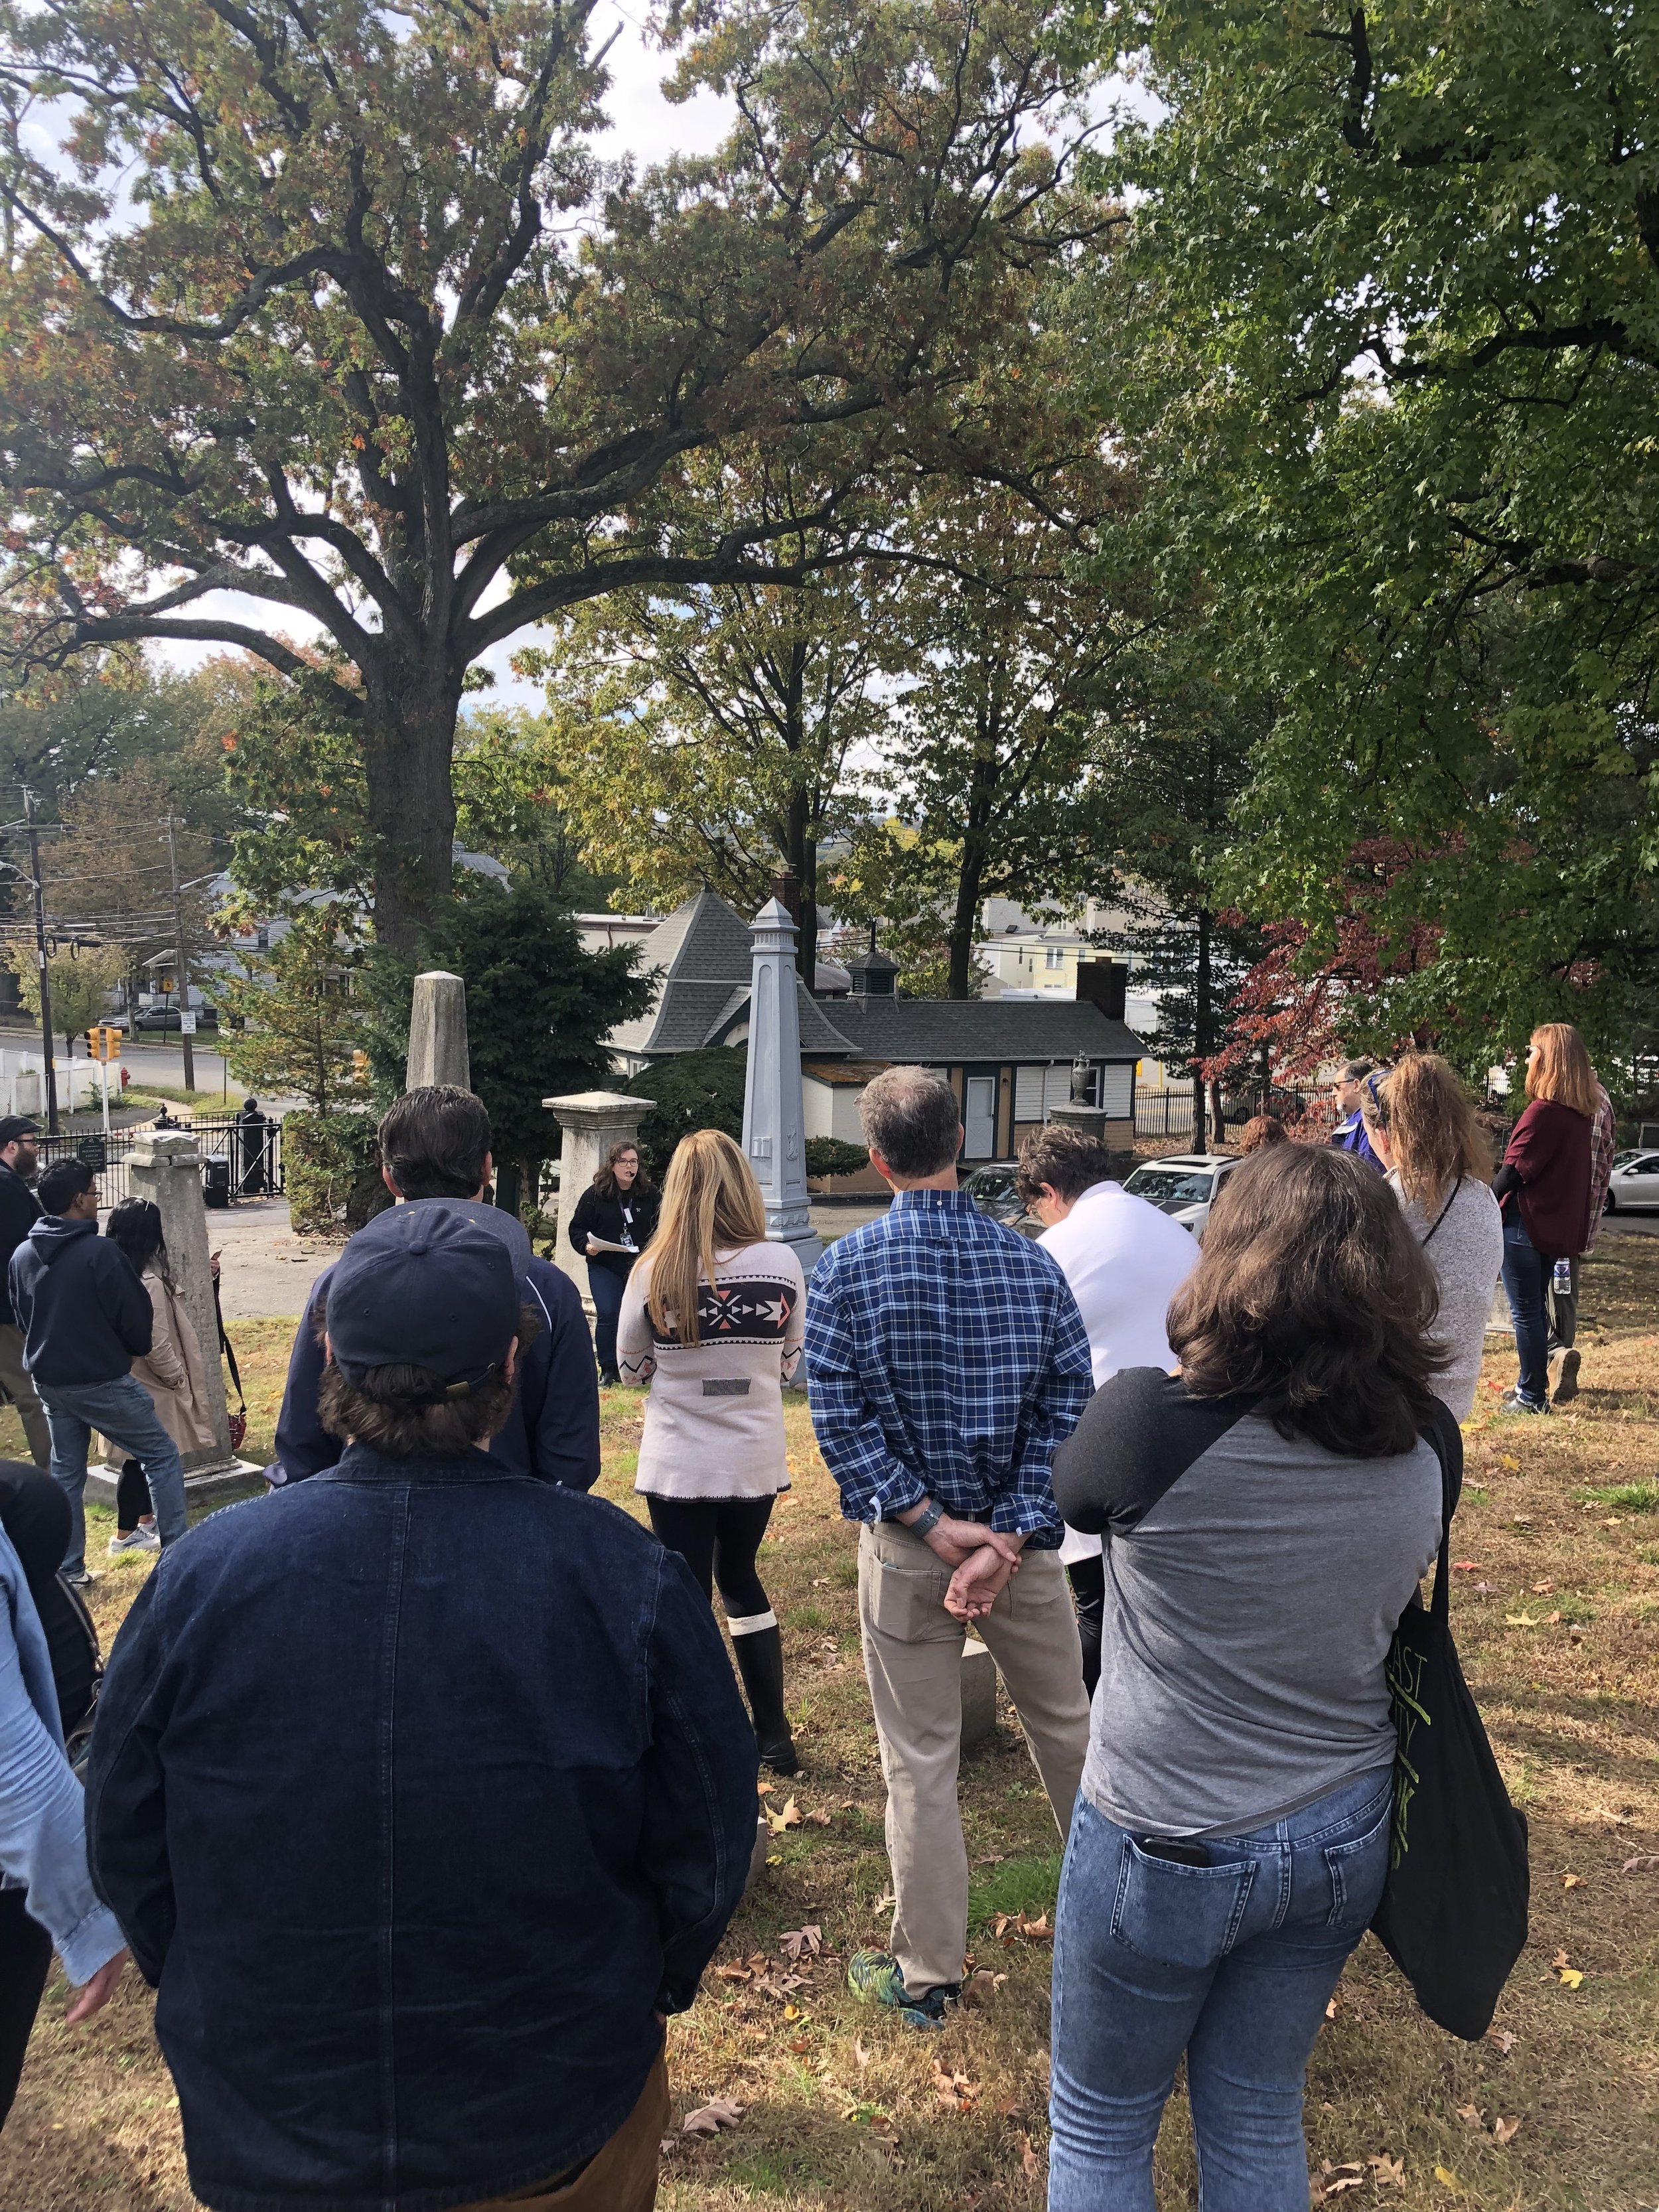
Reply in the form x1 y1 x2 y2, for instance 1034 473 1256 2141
1371 1403 1530 2039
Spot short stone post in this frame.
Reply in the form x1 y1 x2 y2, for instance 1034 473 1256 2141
86 1130 252 1501
543 1090 654 1317
407 971 470 1092
960 1635 999 1752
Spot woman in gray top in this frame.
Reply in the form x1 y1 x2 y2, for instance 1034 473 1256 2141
1047 1145 1453 2212
1362 1054 1504 1422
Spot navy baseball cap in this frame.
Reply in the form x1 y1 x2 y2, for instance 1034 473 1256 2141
0 1116 40 1147
326 1205 518 1392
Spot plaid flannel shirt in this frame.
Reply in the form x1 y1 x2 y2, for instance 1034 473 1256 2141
804 1188 1093 1548
1583 1084 1617 1253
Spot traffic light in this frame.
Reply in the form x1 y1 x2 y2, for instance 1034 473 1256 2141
85 1026 122 1062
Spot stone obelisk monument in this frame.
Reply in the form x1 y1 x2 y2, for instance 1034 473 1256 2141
741 897 821 1276
407 971 470 1090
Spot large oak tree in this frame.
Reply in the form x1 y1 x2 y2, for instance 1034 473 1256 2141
0 0 1101 948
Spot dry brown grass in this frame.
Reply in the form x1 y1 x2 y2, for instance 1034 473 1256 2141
3 1242 1656 2211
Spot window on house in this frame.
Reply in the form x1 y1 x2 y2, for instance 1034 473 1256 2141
1045 946 1066 970
1015 1066 1045 1122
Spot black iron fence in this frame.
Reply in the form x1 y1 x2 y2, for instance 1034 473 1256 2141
37 1114 283 1209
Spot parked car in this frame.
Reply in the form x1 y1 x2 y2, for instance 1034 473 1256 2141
962 1163 1040 1236
1120 1153 1240 1237
1604 1149 1659 1213
132 1001 219 1033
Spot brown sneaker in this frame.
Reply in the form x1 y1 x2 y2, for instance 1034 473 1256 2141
1552 1348 1581 1406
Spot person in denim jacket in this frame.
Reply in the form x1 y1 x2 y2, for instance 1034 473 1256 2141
0 1493 127 2127
1048 1147 1451 2212
85 1205 757 2212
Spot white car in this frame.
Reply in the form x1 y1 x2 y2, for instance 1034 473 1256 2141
1120 1153 1240 1237
1604 1149 1659 1213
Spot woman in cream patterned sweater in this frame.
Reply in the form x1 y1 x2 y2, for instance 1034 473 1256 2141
618 1129 806 1773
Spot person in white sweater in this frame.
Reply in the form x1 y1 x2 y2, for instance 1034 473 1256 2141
1361 1055 1503 1422
618 1129 806 1774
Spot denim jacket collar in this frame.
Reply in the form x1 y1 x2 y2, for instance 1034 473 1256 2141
319 1439 514 1487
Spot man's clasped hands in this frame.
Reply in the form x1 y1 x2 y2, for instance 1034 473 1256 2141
899 1505 1027 1622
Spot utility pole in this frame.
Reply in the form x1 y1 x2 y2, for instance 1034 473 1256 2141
22 787 58 1134
165 816 195 1094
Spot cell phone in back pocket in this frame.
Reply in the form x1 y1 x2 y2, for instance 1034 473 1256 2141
1138 1834 1211 1868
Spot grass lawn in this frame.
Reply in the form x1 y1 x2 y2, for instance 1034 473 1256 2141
1 1246 1656 2211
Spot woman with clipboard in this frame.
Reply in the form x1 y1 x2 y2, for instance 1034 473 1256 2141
567 1142 659 1385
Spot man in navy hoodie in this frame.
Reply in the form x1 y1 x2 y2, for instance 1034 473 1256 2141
273 1085 600 1492
8 1157 186 1584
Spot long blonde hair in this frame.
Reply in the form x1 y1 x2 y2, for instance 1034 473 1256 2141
1526 1023 1599 1120
642 1129 768 1345
1361 1053 1491 1210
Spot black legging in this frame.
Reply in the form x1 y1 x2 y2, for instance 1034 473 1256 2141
115 1456 153 1534
644 1496 776 1615
0 1887 52 2130
1067 1554 1105 1699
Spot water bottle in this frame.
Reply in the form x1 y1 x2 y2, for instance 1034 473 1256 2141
1552 1258 1573 1297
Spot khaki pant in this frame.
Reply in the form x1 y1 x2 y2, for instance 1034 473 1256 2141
857 1519 1090 1995
0 1323 52 1469
459 2049 668 2212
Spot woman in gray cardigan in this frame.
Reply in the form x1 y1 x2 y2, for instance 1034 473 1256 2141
1362 1054 1503 1420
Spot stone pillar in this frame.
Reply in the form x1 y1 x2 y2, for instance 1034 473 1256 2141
543 1090 654 1317
740 899 822 1275
407 971 470 1092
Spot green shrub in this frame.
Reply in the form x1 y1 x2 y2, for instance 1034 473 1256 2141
628 1047 747 1182
805 1136 869 1179
283 1111 384 1234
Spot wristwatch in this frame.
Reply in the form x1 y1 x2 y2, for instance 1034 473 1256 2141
908 1497 944 1540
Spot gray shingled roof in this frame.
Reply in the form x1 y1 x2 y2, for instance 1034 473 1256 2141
826 996 1143 1061
607 888 1146 1064
605 889 763 1057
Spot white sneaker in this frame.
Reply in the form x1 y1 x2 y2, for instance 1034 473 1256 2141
108 1526 161 1556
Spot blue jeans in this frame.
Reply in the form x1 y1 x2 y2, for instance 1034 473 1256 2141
1500 1217 1550 1408
1049 1767 1394 2212
587 1262 628 1378
43 1374 188 1576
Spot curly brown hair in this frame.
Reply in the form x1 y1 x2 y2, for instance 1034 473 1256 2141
1167 1145 1445 1457
1013 1124 1115 1205
593 1138 653 1204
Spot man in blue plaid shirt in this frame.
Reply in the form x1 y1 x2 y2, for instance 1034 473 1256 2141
806 1067 1094 2027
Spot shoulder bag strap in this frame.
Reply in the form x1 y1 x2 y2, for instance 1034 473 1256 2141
1419 1175 1463 1249
1418 1401 1461 1627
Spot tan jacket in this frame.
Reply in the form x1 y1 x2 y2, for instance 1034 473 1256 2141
132 1268 217 1455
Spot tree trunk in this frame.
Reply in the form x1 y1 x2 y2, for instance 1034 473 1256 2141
1193 904 1213 1147
947 851 986 999
362 680 461 956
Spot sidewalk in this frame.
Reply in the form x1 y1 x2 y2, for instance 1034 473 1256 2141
210 1199 344 1321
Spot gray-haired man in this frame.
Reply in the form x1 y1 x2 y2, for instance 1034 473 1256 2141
806 1067 1093 2027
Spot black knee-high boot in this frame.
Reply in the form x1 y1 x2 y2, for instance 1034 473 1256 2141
730 1619 798 1776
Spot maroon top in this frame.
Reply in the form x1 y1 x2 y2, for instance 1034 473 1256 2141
1502 1098 1593 1258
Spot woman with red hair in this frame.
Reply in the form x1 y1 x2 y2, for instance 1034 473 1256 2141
1493 1024 1597 1413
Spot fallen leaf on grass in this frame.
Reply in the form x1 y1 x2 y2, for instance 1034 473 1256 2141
765 1853 782 1867
756 1780 776 1797
1325 1997 1338 2020
1486 2028 1516 2054
854 2039 871 2071
1504 1613 1539 1627
806 1808 832 1826
1622 1854 1659 1873
993 1910 1052 1943
931 2057 978 2112
1433 2165 1463 2191
1321 2181 1364 2200
780 1925 822 1960
1019 2132 1041 2180
1561 1872 1582 1888
1530 1580 1555 1595
1557 1967 1584 1988
1368 2154 1405 2184
714 1962 753 1982
959 1969 1007 2007
787 2035 810 2053
1493 2116 1522 2146
1456 2104 1483 2128
765 1798 802 1834
874 1891 897 1913
682 2099 745 2137
1452 1560 1482 1572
